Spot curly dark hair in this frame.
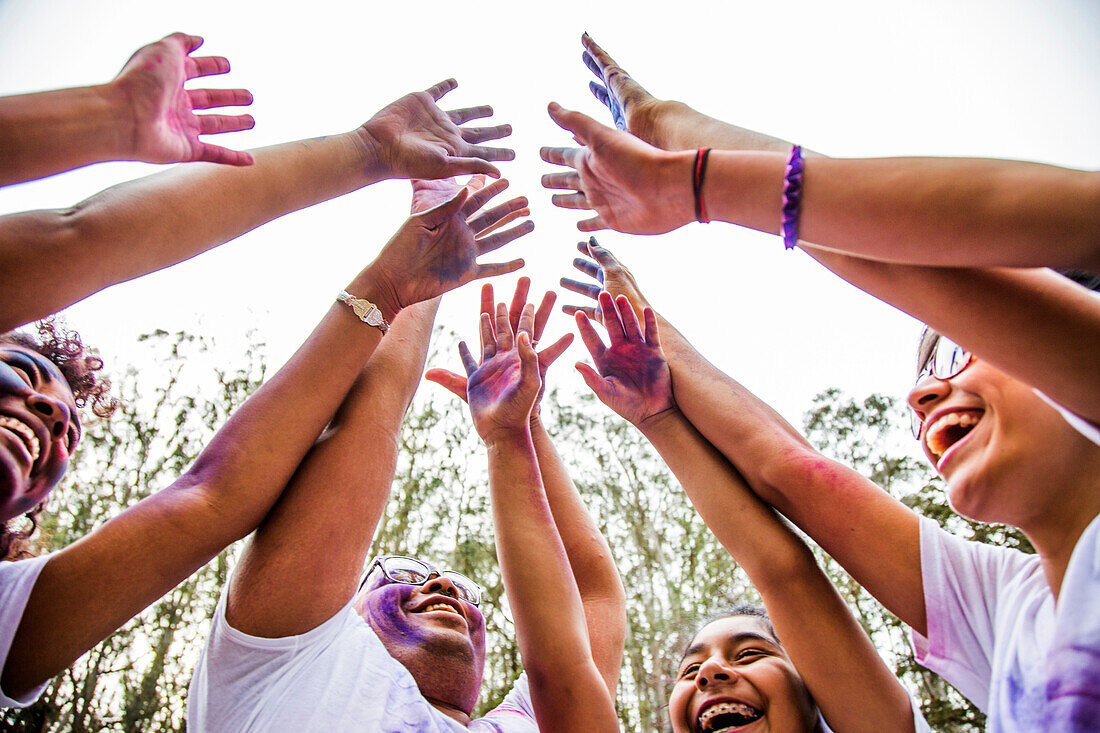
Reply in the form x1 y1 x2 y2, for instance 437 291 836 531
0 319 118 559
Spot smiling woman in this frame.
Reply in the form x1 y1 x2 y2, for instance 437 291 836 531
671 609 819 733
0 320 114 558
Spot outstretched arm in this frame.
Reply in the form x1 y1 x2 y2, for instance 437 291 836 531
427 279 627 696
453 300 618 731
0 32 256 186
561 241 926 636
562 34 1100 271
575 293 917 732
2 179 528 698
555 35 1100 422
0 79 514 332
225 176 531 637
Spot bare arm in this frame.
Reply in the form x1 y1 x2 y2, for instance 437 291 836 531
528 420 626 696
561 244 925 635
426 278 627 696
2 178 528 698
228 297 440 636
0 32 255 186
461 305 618 732
557 34 1100 422
0 79 513 332
4 258 397 698
573 292 915 731
576 33 1100 271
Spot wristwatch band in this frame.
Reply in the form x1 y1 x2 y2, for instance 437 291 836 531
337 290 389 334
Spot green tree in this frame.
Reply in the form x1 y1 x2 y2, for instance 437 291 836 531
3 327 1021 731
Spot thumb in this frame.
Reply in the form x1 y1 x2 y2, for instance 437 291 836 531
424 368 470 403
547 102 602 146
420 186 469 228
517 332 541 388
538 333 574 369
575 361 608 399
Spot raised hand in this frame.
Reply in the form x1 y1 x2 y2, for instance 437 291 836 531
425 278 573 417
114 33 255 166
540 103 693 234
371 177 531 312
461 303 542 441
358 79 515 181
575 292 674 426
582 33 671 143
560 237 652 325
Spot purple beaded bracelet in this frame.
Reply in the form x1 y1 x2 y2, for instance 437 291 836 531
781 145 804 250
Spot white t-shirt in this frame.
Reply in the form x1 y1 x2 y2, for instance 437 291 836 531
819 698 933 733
188 591 539 732
0 554 51 708
911 512 1100 732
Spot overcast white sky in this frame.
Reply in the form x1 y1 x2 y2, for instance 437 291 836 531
1 0 1097 452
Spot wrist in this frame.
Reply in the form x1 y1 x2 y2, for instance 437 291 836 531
483 425 534 452
346 264 403 323
645 100 696 151
636 404 682 434
660 150 698 230
350 124 389 183
68 82 134 162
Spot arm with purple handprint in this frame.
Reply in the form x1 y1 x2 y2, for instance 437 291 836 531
575 293 919 732
0 32 256 186
454 300 619 731
555 33 1100 425
0 78 515 332
427 278 626 697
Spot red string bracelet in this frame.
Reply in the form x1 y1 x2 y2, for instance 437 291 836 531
693 148 712 223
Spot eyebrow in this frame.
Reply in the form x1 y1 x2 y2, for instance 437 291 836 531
4 350 47 382
679 631 778 667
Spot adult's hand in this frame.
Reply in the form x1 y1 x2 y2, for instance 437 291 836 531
426 277 573 415
370 177 531 314
461 303 542 442
359 79 515 181
575 292 674 427
560 237 653 325
540 103 694 234
113 33 255 166
582 33 677 144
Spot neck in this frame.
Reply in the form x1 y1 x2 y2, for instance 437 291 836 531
1025 499 1100 601
425 696 472 726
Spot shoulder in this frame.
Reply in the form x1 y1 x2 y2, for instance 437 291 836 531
475 673 538 732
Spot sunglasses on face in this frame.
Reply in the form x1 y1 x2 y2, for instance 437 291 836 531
359 555 484 607
909 336 974 439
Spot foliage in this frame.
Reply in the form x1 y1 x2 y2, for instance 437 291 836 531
2 333 1019 731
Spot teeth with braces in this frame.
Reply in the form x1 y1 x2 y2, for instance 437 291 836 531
926 411 980 457
698 700 762 731
0 416 40 463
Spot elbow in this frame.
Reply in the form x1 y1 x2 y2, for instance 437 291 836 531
754 444 837 512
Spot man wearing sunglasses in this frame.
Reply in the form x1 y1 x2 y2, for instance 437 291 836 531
187 251 625 731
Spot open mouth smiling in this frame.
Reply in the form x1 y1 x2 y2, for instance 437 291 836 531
696 699 764 732
925 409 983 465
0 416 41 466
410 596 466 623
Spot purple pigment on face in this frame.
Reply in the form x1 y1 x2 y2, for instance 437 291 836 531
356 574 487 713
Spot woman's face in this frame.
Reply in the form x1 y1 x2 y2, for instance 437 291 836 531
669 616 818 733
0 344 80 521
907 351 1099 529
